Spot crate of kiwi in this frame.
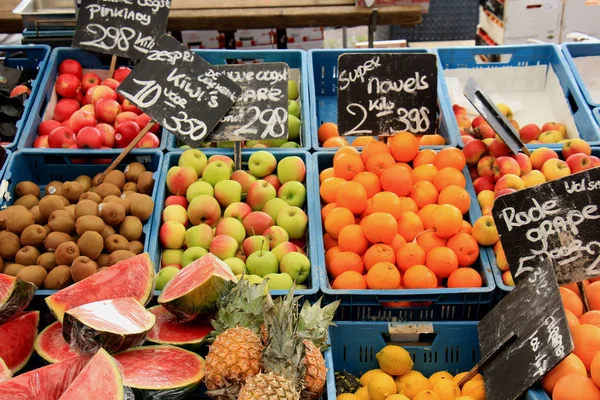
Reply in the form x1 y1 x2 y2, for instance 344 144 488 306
0 150 163 295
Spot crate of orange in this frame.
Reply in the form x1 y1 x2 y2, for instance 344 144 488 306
313 132 495 320
308 48 459 151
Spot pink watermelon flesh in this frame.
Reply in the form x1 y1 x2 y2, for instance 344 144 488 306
0 356 89 400
58 348 124 400
0 358 11 382
35 321 78 364
147 305 212 347
45 253 154 323
158 253 236 321
0 274 36 323
0 311 39 373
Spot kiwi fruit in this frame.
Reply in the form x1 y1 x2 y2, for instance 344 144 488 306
17 265 47 287
39 195 66 222
128 241 144 255
44 181 63 196
79 192 102 204
20 224 47 247
30 206 43 224
97 266 109 273
64 204 76 219
137 171 154 195
108 250 135 266
37 252 57 272
44 265 72 289
6 209 34 235
0 209 9 230
15 246 41 266
112 196 132 214
119 216 143 241
105 234 129 253
15 181 41 198
125 162 146 182
14 194 39 209
95 183 121 199
60 181 84 203
0 231 21 260
97 253 110 268
75 215 105 236
44 231 72 251
100 202 125 226
70 256 98 282
75 199 99 219
101 225 116 240
55 241 80 266
77 231 104 260
103 195 119 203
48 210 76 234
92 173 103 187
75 175 92 192
122 191 137 198
104 170 126 190
4 263 25 276
129 194 154 222
123 182 138 192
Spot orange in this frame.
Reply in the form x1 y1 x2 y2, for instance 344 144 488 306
416 231 447 253
319 167 335 183
321 202 338 222
447 268 482 288
380 164 413 197
361 212 398 245
397 211 425 241
403 265 437 289
411 164 439 183
328 251 364 278
336 181 368 214
553 374 600 400
433 168 466 191
333 146 360 162
418 204 439 230
325 246 341 267
390 234 407 252
323 233 338 250
446 233 479 267
367 262 401 289
560 287 583 317
397 162 413 173
459 220 472 234
432 204 463 238
324 207 355 239
592 352 600 387
366 191 403 219
338 224 369 255
389 131 419 162
366 152 396 176
409 181 439 209
563 280 590 296
352 136 377 147
420 134 445 146
320 177 346 204
565 309 580 331
438 186 471 215
398 197 420 214
580 310 600 328
323 136 349 147
318 122 339 144
353 171 381 199
434 148 466 170
361 140 391 165
587 281 600 310
334 153 365 180
332 270 367 289
542 353 587 394
363 244 396 271
426 247 459 278
396 243 426 273
414 149 437 167
572 324 600 370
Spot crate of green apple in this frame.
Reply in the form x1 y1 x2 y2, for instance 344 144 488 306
150 149 318 295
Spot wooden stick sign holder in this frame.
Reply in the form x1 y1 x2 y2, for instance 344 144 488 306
108 55 118 79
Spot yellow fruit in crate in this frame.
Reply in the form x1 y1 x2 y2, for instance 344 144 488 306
376 345 414 376
368 372 397 400
355 387 371 400
456 397 476 400
386 395 410 400
429 371 454 385
432 380 461 400
338 394 360 400
461 379 486 400
453 372 484 385
396 371 432 398
495 103 513 119
413 390 442 400
361 369 386 387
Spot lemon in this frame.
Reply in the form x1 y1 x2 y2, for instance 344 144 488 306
355 387 371 400
338 394 360 400
429 371 454 385
361 369 385 387
396 371 432 398
453 373 483 385
432 380 461 400
368 372 397 400
413 390 442 400
386 395 410 400
461 379 486 400
376 345 414 376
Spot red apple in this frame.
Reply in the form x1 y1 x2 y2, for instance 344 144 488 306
566 153 593 173
76 126 103 149
80 104 95 115
453 104 467 115
91 85 117 105
477 155 496 178
113 67 131 82
136 113 160 133
96 123 115 148
563 138 592 158
62 119 74 130
69 110 97 133
462 135 474 144
55 74 81 98
495 188 517 198
121 99 142 115
519 124 541 143
472 116 486 129
473 176 495 194
463 139 488 166
541 122 567 136
10 85 30 98
58 59 82 79
592 156 600 168
81 72 101 93
488 138 511 158
511 153 533 176
52 98 79 122
263 174 281 191
473 124 496 140
33 135 49 148
81 86 95 105
48 127 76 148
492 156 521 181
135 132 160 148
469 166 479 181
101 78 120 91
165 195 188 209
115 121 141 147
38 120 62 136
115 111 139 126
95 98 122 124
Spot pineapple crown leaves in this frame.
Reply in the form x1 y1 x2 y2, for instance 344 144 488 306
298 298 340 351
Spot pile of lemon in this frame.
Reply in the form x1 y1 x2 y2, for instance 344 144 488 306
337 345 485 400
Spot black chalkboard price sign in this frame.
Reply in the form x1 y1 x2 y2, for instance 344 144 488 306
117 34 242 148
72 0 170 61
492 167 600 285
208 63 289 142
337 53 438 136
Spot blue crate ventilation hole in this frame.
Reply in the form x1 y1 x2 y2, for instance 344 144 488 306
308 48 459 151
562 42 600 108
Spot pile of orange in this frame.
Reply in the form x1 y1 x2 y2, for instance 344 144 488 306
320 132 484 290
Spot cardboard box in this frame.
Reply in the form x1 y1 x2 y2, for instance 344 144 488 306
181 31 223 49
562 0 600 42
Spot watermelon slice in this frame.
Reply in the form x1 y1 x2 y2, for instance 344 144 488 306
46 253 155 323
63 297 156 354
0 274 36 323
0 356 89 400
58 348 125 400
0 358 11 382
158 254 236 321
114 345 205 399
35 321 78 364
0 311 39 373
147 305 213 349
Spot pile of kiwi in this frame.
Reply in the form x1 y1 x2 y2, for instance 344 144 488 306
0 162 155 290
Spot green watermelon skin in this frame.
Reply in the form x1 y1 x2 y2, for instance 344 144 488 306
0 274 36 324
146 305 212 350
0 311 39 373
34 321 78 364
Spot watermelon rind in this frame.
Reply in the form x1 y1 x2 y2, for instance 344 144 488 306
158 254 236 321
58 348 125 400
114 345 205 400
45 253 155 323
0 358 11 382
63 297 156 354
146 305 213 350
0 274 36 324
0 311 39 373
35 321 78 364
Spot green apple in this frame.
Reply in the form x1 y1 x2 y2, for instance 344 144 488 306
264 273 294 290
217 141 235 148
276 206 308 239
246 139 287 148
178 149 208 176
277 181 306 208
246 180 276 211
238 274 269 293
296 283 309 290
224 257 246 275
186 181 214 202
263 225 289 249
288 115 301 141
162 204 188 226
242 235 270 256
277 156 306 184
288 100 300 118
271 241 298 263
215 217 246 245
248 151 277 178
156 266 180 290
280 142 301 148
262 198 289 221
214 180 242 208
279 252 310 284
161 249 183 268
202 161 232 186
182 247 208 267
209 235 239 260
288 80 299 100
246 250 279 277
166 166 198 196
185 224 214 249
231 170 256 196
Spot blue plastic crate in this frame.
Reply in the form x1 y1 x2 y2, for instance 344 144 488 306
18 47 168 151
0 149 11 183
312 152 495 317
562 42 600 108
0 150 164 296
166 49 310 152
436 44 600 148
148 150 319 297
308 48 458 151
526 389 550 400
595 108 600 128
0 45 51 150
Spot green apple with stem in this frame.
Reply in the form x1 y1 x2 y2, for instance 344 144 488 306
279 252 310 284
186 181 214 202
276 206 307 239
214 180 242 208
215 217 246 245
271 241 298 263
277 156 306 184
262 198 289 221
248 151 277 178
182 247 208 267
264 273 293 290
185 224 214 249
178 149 207 176
242 235 269 256
202 161 232 186
277 181 306 208
246 249 279 277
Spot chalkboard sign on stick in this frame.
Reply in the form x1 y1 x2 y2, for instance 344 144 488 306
492 167 600 285
209 63 289 142
117 34 242 148
337 53 438 136
73 0 171 61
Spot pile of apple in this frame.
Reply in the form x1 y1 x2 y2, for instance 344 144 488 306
34 59 161 149
157 149 311 291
